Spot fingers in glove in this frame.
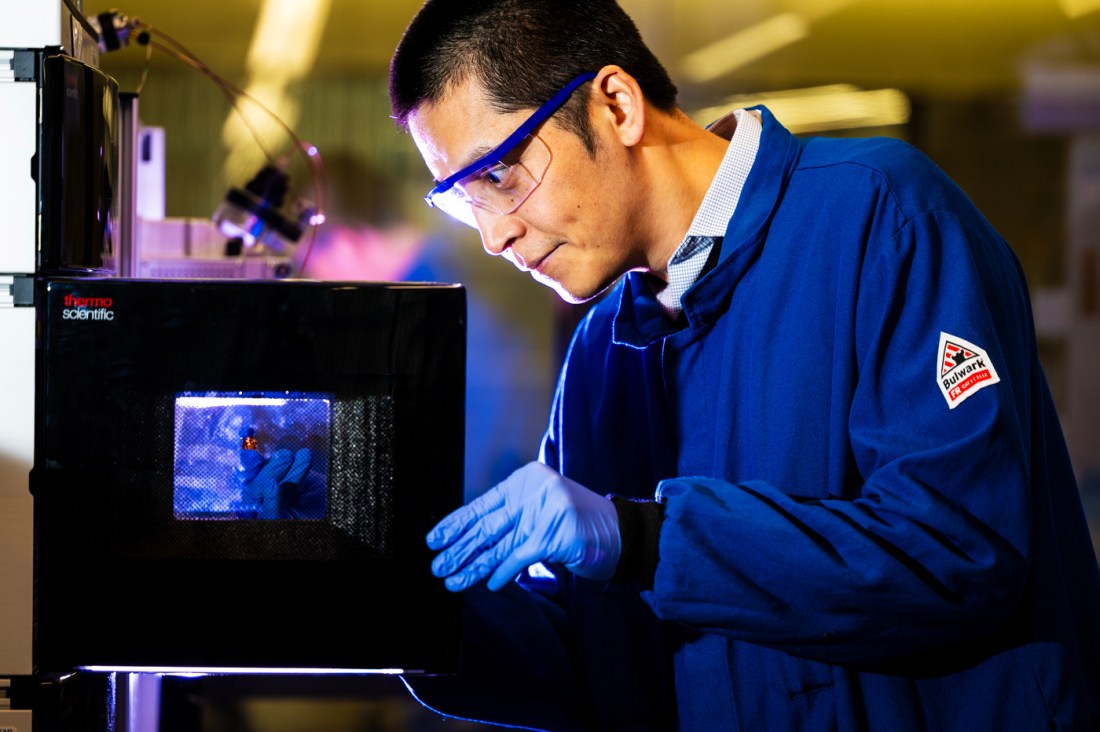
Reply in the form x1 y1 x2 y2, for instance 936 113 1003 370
431 502 520 578
237 449 266 483
440 536 520 592
283 447 312 484
427 484 509 550
256 448 293 484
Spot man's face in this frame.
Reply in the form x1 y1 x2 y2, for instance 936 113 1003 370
408 76 646 303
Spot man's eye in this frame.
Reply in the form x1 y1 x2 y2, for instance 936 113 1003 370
481 163 512 188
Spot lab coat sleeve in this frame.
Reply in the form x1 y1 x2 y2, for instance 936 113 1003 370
646 208 1036 668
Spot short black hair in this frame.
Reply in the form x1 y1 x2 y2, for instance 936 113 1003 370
389 0 678 153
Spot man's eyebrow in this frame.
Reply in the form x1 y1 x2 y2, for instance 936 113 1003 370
432 143 497 185
454 143 498 174
433 132 511 185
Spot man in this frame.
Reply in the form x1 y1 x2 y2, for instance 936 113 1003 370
388 1 1100 730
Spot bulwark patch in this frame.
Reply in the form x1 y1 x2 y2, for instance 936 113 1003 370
938 332 1000 409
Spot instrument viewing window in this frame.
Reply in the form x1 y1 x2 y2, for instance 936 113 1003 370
173 392 332 521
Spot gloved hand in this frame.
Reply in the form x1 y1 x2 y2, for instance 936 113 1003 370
427 461 621 592
237 446 312 519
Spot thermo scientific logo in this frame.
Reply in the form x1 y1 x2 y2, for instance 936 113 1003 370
61 292 115 321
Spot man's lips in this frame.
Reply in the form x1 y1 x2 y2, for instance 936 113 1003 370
514 243 562 273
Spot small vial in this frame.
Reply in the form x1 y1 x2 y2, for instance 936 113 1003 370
242 428 258 451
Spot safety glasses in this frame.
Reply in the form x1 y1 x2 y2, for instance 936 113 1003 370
424 72 597 228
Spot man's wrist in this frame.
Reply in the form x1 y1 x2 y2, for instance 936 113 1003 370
608 496 665 589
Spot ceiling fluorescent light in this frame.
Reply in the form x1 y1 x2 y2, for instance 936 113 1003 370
222 0 331 187
247 0 332 81
221 81 298 182
681 13 810 84
693 84 911 134
1058 0 1100 18
789 0 858 23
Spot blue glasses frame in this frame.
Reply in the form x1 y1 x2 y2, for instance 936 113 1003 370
424 71 598 210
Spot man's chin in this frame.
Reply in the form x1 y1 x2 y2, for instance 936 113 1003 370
532 271 610 305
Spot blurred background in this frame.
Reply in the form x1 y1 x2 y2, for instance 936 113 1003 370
86 0 1100 729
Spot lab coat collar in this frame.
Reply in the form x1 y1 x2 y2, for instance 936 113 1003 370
612 106 804 348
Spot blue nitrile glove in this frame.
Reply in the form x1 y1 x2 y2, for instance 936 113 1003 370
427 461 621 592
238 447 312 519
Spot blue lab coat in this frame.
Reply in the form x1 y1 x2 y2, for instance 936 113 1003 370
406 107 1100 731
534 107 1100 730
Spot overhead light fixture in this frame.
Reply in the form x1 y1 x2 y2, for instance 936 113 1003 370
679 0 858 85
222 0 332 183
246 0 331 80
693 84 911 134
1058 0 1100 18
681 13 809 84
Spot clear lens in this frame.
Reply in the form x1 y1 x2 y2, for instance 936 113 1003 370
429 187 480 228
427 136 552 229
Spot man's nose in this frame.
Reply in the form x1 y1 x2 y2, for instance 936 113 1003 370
473 206 523 257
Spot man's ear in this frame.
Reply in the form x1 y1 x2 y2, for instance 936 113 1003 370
592 65 646 148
